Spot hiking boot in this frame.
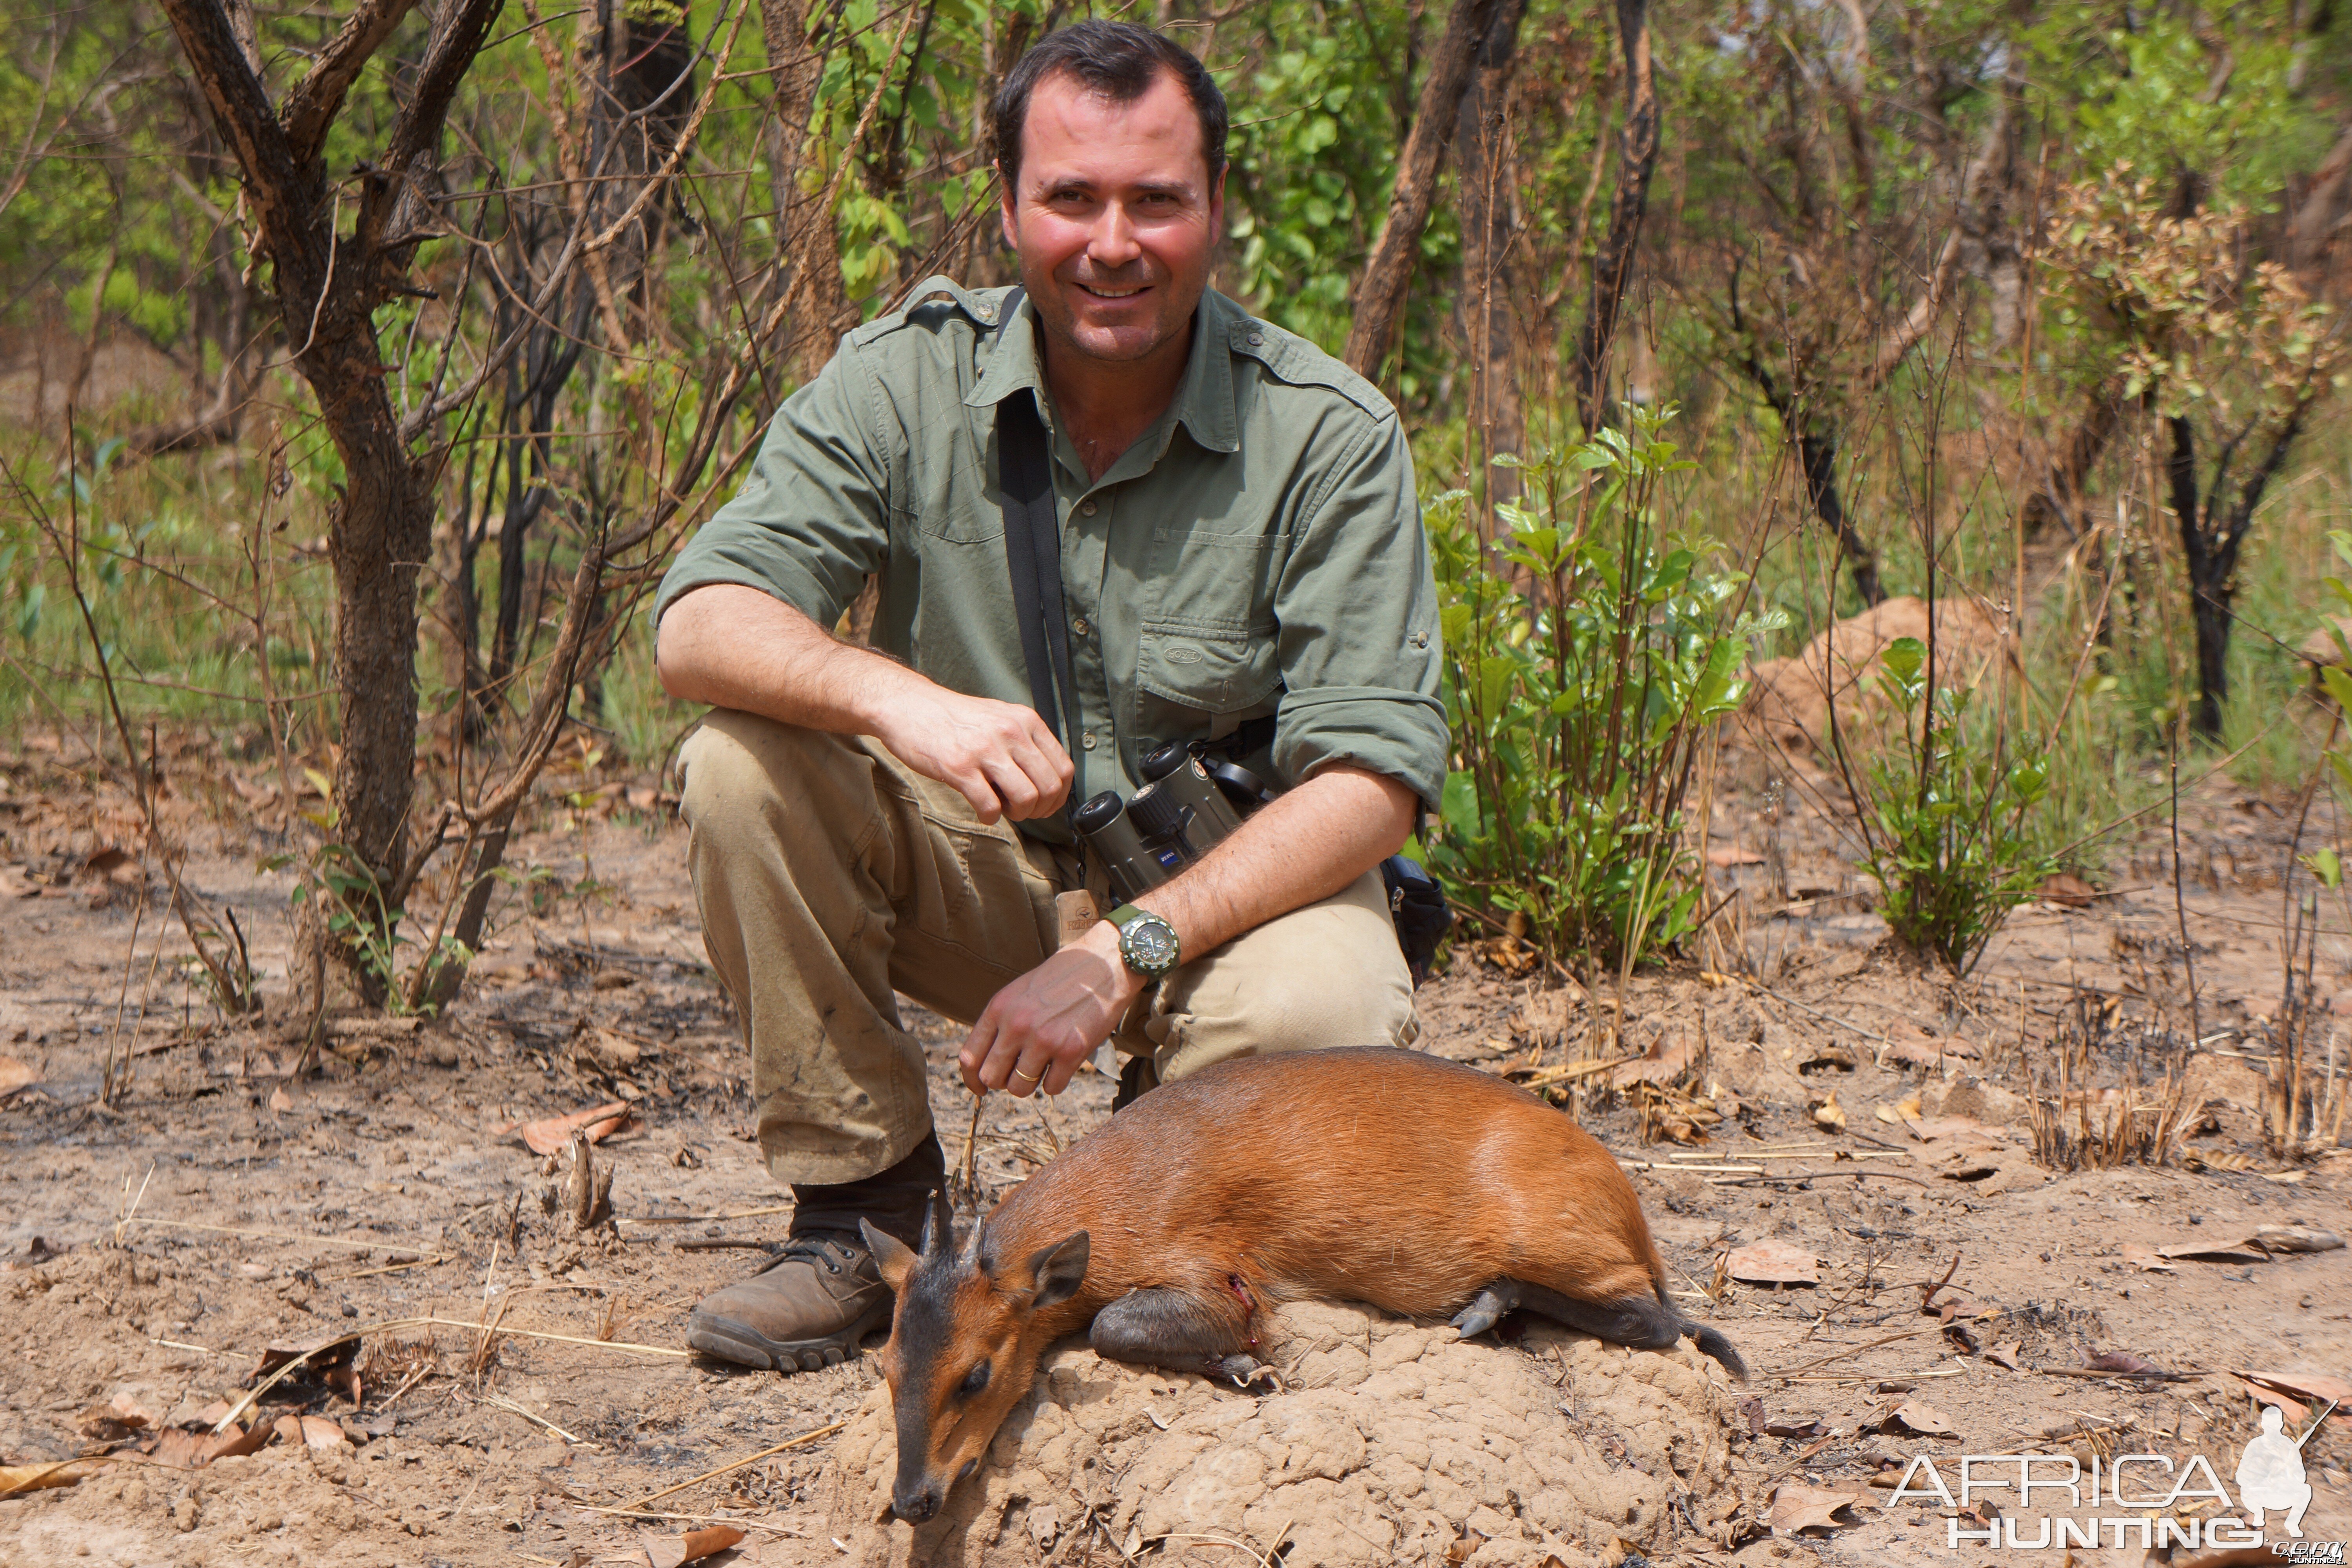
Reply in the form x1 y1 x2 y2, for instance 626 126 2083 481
686 1234 889 1371
686 1133 947 1372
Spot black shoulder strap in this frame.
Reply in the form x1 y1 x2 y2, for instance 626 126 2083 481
996 296 1077 754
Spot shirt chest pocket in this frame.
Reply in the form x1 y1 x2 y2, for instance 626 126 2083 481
1134 527 1283 717
1136 621 1281 715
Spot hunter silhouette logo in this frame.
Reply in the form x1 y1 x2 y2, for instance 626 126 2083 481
1887 1398 2341 1554
2240 1404 2316 1538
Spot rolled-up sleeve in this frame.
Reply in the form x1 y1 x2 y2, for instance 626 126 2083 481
653 337 895 630
1270 416 1448 809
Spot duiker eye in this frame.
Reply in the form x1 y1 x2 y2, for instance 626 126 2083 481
956 1361 991 1399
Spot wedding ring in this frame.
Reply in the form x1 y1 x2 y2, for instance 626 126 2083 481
1010 1064 1043 1084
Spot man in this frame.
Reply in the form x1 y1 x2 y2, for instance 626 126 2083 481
653 20 1445 1373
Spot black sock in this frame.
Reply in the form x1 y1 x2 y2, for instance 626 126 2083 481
787 1133 947 1249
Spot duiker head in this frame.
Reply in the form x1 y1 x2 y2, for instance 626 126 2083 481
860 1193 1089 1523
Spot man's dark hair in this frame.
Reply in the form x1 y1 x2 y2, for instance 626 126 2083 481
991 21 1227 196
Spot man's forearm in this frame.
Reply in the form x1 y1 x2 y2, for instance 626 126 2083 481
1129 763 1418 959
656 583 913 732
657 582 1074 824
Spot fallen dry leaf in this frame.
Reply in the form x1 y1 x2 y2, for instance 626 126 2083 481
271 1413 350 1450
268 1085 293 1114
1724 1240 1818 1285
0 1055 36 1096
248 1331 362 1410
2232 1368 2352 1422
2121 1244 2177 1272
641 1527 749 1568
1768 1481 1865 1535
1606 1034 1695 1090
2084 1351 2166 1376
201 1422 271 1463
2252 1225 2343 1255
1886 1400 1956 1437
0 1457 110 1496
1706 846 1764 867
2211 1372 2306 1424
504 1100 635 1156
1812 1089 1847 1131
1982 1341 2022 1372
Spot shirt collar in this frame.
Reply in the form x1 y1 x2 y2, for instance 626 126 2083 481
965 287 1241 457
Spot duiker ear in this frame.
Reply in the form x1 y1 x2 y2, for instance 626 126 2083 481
1024 1231 1089 1310
860 1218 917 1293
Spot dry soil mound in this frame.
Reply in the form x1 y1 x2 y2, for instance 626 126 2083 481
822 1300 1742 1568
1744 594 2010 754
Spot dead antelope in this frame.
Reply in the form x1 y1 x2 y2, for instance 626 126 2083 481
862 1047 1745 1521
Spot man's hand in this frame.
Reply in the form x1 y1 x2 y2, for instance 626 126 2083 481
869 687 1073 825
960 921 1143 1097
658 585 1072 823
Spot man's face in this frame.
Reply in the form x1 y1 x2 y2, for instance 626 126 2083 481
1000 67 1224 370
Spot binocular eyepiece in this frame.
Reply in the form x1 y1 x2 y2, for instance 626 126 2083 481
1074 740 1268 902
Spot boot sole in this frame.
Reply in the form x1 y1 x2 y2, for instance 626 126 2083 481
686 1296 892 1372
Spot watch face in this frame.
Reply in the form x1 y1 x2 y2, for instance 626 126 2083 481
1125 918 1179 971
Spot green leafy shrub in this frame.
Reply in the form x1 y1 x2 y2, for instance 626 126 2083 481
1840 635 2056 972
1426 410 1777 973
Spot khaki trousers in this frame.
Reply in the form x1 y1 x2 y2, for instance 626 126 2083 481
678 710 1418 1186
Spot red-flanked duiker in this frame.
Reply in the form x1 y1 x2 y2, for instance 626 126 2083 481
861 1046 1747 1522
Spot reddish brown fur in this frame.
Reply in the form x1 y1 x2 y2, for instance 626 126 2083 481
869 1047 1706 1519
1000 1047 1669 1335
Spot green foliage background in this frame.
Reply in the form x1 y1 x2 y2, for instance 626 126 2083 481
2 0 2349 972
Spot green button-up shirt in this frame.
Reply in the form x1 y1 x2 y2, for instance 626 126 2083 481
655 278 1446 840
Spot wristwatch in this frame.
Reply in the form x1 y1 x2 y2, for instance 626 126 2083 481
1107 904 1181 980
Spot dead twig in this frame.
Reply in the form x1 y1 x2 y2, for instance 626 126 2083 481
615 1422 847 1512
1763 1327 1935 1381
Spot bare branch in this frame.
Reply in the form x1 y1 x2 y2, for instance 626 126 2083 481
282 0 425 167
1344 0 1497 378
1572 0 1660 431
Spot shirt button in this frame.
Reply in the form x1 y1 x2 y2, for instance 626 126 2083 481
1081 731 1098 751
976 303 996 321
1072 616 1091 637
1248 332 1265 346
1081 498 1099 517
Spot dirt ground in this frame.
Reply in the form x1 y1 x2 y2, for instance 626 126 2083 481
2 730 2348 1567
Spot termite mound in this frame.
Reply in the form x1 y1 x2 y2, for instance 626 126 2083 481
822 1299 1742 1567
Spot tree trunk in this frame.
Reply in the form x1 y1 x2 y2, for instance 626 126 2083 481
1729 263 1885 607
1454 0 1527 537
2172 407 2311 739
1570 0 1658 433
160 0 503 1005
1344 0 1498 379
757 0 858 379
1797 423 1883 608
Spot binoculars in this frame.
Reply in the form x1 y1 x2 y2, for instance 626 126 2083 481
1073 740 1271 903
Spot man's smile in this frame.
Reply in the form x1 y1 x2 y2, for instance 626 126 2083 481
1076 281 1150 299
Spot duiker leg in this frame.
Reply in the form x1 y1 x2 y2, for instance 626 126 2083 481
1454 1277 1682 1350
1090 1287 1283 1390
